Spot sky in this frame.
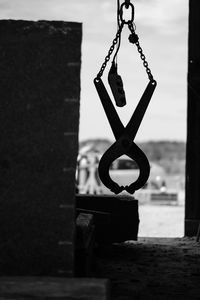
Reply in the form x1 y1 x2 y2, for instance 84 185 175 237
0 0 189 142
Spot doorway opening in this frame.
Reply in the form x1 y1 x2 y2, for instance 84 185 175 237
78 0 189 238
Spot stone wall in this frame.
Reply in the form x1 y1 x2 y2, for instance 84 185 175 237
0 20 82 276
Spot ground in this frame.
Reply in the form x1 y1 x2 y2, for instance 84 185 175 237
95 237 200 300
94 204 200 300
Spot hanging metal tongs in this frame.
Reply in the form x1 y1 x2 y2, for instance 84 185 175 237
94 0 157 194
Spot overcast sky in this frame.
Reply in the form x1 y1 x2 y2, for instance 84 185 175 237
0 0 189 142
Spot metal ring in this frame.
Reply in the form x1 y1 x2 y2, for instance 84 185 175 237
119 2 134 24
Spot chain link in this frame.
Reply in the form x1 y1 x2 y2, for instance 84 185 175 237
95 8 155 83
95 21 125 81
128 22 155 82
125 0 131 9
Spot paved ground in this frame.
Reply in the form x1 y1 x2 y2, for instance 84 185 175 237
94 203 200 300
95 237 200 300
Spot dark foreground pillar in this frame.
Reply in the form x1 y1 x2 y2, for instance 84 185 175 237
185 1 200 236
0 20 81 276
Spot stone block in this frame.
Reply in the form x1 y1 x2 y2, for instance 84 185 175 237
0 277 110 300
76 194 139 243
0 20 81 275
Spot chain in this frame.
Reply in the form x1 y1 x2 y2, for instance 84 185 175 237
95 21 125 81
95 2 155 83
128 22 155 82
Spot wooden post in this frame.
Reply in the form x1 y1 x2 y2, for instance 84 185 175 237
185 1 200 236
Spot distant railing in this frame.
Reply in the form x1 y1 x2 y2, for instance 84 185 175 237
150 192 178 202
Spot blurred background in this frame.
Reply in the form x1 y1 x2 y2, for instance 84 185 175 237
0 0 188 141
